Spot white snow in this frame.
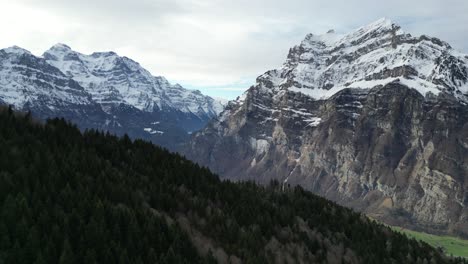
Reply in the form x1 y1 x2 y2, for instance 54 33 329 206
43 44 225 118
304 117 322 127
143 128 164 135
282 107 314 116
289 77 442 100
0 48 93 108
256 18 468 103
250 158 257 167
0 43 225 120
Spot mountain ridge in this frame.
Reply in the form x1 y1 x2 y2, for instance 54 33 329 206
0 44 226 150
185 18 468 238
248 17 468 104
43 43 224 119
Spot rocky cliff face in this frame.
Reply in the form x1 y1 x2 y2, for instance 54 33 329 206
0 44 225 150
185 18 468 237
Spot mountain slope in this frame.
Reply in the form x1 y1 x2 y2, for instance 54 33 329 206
0 46 108 129
185 18 468 238
1 106 466 264
0 44 225 150
43 43 224 129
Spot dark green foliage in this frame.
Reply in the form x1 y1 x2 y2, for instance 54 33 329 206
0 107 466 263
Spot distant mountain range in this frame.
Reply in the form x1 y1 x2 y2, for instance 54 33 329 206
0 44 225 150
185 18 468 238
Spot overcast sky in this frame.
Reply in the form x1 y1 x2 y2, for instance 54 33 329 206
1 0 467 99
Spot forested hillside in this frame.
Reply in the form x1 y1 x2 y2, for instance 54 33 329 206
184 18 468 238
0 106 465 264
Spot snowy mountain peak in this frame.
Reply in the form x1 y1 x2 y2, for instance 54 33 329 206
363 17 396 30
299 18 401 49
0 43 226 149
0 44 94 111
3 46 32 55
43 44 224 117
259 19 468 103
301 31 343 47
49 43 72 52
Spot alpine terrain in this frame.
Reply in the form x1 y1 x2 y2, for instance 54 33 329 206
0 44 225 150
1 107 466 264
185 18 468 238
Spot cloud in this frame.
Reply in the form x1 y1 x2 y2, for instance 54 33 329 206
1 0 467 99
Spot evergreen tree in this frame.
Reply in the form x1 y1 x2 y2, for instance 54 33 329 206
59 239 74 264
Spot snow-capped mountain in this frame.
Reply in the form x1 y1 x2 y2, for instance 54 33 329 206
0 46 92 108
0 45 107 129
185 18 468 237
253 17 468 103
43 43 224 125
0 44 225 150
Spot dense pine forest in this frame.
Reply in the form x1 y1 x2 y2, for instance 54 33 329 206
0 106 466 264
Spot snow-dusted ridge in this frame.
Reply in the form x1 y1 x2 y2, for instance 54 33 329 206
243 18 468 103
0 43 226 150
0 43 224 120
43 43 224 118
0 45 93 109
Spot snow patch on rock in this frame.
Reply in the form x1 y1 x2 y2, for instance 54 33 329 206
143 128 164 135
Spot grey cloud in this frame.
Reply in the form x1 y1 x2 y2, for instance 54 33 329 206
18 0 185 25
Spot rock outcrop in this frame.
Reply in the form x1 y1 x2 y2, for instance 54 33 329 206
185 18 468 237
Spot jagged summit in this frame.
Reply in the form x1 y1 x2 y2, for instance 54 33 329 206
251 18 468 103
45 44 128 64
360 17 397 31
43 44 224 118
300 18 400 47
0 45 94 113
0 43 226 150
